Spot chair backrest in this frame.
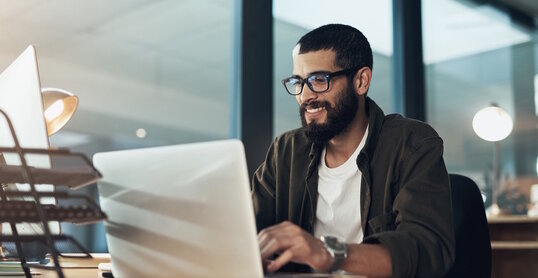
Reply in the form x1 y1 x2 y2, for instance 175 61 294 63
445 174 492 278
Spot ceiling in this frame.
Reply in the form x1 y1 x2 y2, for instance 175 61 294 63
275 0 532 64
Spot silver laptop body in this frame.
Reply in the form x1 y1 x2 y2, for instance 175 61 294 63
94 139 263 278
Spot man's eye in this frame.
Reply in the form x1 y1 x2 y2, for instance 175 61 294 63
289 79 301 85
310 75 327 84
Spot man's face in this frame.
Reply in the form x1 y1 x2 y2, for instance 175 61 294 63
292 48 359 143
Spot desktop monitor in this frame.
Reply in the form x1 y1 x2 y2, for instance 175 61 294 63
0 45 59 235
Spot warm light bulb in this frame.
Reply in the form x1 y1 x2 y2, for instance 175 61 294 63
472 106 513 142
44 100 64 121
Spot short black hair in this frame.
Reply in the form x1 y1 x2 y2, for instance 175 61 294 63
297 24 373 71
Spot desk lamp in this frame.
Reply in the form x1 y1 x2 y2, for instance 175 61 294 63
41 88 78 136
472 103 513 216
38 88 77 239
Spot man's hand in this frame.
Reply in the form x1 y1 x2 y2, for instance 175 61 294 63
257 221 333 273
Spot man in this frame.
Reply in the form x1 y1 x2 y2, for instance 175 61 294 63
252 24 455 277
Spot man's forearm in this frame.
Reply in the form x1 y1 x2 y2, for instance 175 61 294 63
340 243 392 277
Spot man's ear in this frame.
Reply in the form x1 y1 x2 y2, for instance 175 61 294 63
354 67 372 96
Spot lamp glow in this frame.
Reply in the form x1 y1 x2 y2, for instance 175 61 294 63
472 106 513 142
472 103 513 216
41 88 78 136
44 100 64 121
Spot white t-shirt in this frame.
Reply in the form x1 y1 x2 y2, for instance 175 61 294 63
314 125 369 243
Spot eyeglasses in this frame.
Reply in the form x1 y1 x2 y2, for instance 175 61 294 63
282 66 360 95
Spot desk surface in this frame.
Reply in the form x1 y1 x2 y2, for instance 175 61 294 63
39 268 102 278
26 254 366 278
31 253 109 278
487 215 538 224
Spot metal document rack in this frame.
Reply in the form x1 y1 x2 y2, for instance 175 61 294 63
0 110 107 278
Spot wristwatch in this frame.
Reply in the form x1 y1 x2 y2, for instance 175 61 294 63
321 236 347 272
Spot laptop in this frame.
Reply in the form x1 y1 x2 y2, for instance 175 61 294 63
94 139 264 278
0 45 59 236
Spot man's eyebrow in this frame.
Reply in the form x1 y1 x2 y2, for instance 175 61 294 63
308 70 331 75
291 70 332 78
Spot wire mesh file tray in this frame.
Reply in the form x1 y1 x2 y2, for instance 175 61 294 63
0 109 107 278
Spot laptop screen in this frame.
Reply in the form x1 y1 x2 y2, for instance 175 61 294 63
0 45 58 235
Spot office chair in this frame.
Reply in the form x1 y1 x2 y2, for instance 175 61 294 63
445 174 492 278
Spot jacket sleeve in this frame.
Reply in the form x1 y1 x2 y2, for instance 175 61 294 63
251 138 278 232
363 137 455 278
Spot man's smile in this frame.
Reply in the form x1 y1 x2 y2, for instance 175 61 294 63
306 107 326 113
303 104 328 122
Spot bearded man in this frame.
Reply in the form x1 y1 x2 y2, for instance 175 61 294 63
252 24 455 278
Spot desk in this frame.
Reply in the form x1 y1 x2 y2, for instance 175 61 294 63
488 215 538 278
29 253 109 278
39 267 101 278
28 255 366 278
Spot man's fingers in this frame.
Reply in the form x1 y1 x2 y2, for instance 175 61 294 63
259 221 298 235
260 237 277 260
257 222 308 267
258 232 271 249
259 234 294 260
267 249 294 273
262 259 273 272
258 224 300 247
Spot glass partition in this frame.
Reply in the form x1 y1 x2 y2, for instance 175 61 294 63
423 0 538 213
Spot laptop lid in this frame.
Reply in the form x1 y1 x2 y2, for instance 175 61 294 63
0 45 58 235
94 139 263 278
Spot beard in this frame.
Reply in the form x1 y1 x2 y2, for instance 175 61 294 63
300 83 359 144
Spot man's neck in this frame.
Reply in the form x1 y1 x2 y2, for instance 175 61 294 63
324 107 368 168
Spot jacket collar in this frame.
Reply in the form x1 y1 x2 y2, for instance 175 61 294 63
362 97 385 161
308 97 385 161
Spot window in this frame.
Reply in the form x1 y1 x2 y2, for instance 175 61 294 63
423 0 538 212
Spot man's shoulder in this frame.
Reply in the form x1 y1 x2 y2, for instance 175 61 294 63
275 127 309 144
272 128 312 153
381 114 442 143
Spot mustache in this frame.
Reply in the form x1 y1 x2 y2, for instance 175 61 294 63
300 101 331 111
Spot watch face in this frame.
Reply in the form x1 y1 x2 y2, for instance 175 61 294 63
324 236 337 245
323 236 346 252
333 241 346 250
322 235 347 271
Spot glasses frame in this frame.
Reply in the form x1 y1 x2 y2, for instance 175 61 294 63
282 66 361 96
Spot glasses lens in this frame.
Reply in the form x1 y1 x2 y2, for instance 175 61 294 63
284 78 303 95
307 74 329 92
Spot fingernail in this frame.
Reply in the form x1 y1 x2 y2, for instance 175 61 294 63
267 262 276 272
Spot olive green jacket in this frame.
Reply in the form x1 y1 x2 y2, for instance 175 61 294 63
252 98 455 277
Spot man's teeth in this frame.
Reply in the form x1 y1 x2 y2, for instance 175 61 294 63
307 107 325 113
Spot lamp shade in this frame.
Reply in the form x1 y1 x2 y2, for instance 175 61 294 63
472 104 513 142
41 88 78 136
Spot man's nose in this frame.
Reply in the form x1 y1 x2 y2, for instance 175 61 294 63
300 84 318 104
